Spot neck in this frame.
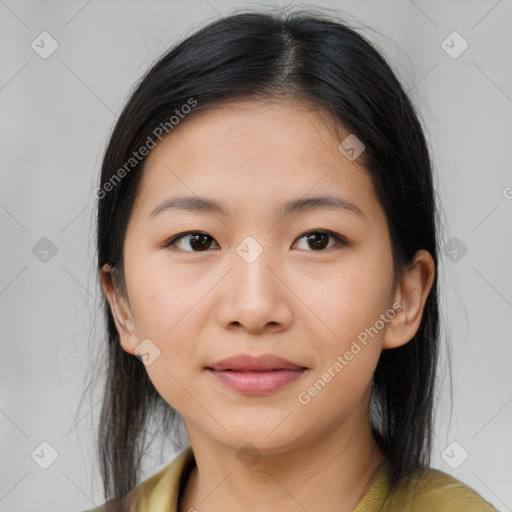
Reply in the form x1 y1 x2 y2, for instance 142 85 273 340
179 404 384 512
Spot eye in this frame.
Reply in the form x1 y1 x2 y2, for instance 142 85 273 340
164 231 219 252
292 230 347 251
163 229 347 253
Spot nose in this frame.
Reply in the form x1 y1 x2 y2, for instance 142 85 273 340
215 245 294 335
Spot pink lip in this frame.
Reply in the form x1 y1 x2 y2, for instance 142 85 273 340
206 354 308 395
207 368 306 395
207 353 306 371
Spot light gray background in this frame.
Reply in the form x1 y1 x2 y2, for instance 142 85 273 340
1 1 511 511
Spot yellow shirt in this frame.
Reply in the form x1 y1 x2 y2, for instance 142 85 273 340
84 445 499 511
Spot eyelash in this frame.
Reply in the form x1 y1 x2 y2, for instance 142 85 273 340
162 229 347 253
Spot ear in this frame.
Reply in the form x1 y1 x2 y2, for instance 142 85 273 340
100 263 138 355
383 249 435 349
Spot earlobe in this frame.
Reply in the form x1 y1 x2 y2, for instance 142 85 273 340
382 249 435 350
100 263 138 354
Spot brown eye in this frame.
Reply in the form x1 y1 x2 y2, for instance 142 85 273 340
165 232 219 252
293 230 346 251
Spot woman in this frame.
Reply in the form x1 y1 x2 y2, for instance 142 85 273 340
82 7 498 511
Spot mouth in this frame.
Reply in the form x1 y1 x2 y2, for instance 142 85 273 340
206 353 307 371
206 368 307 395
205 353 308 395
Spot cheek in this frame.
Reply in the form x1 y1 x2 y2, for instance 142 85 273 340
134 288 185 337
133 286 201 365
125 251 203 339
295 260 392 348
294 275 388 418
290 249 393 406
129 279 204 416
124 267 205 403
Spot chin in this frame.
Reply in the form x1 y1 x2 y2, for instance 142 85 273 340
217 419 305 453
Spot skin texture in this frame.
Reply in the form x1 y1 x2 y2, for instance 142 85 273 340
100 98 435 512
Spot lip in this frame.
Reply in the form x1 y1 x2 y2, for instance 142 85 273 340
207 353 306 371
206 354 308 395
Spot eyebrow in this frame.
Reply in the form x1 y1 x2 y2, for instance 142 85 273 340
148 194 365 220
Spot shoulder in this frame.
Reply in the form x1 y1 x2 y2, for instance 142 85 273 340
382 467 499 511
79 445 194 512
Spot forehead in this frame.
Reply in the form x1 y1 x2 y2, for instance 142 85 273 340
147 98 353 167
133 98 379 223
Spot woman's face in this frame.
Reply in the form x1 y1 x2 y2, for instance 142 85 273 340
105 98 407 455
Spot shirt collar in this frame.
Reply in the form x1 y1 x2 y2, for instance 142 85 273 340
129 445 196 512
